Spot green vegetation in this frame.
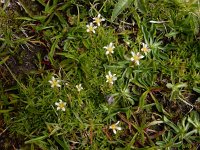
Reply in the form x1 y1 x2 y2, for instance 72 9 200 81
0 0 200 149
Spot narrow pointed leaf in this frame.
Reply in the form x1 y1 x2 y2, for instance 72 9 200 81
111 0 133 22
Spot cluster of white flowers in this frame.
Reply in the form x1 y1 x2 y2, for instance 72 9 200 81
104 44 150 133
48 13 151 135
130 43 151 65
48 76 83 111
104 43 150 85
86 14 105 34
48 75 122 134
48 76 83 91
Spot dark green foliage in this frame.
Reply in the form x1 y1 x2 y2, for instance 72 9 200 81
0 0 200 149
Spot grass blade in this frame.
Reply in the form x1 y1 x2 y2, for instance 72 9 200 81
111 0 133 22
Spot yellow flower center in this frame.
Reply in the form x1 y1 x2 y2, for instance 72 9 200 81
133 55 140 61
59 103 65 109
141 47 148 52
108 76 113 83
110 124 117 130
95 18 101 24
89 26 94 32
107 47 113 53
52 80 59 86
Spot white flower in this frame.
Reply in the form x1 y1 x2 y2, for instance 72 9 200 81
109 121 122 134
76 84 83 92
130 52 144 65
86 22 97 33
1 0 11 6
48 76 61 88
93 14 105 26
55 99 66 111
103 42 115 55
106 71 117 85
141 43 150 55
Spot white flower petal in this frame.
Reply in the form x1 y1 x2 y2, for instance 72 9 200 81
130 58 134 61
113 77 117 81
140 55 144 59
103 46 108 49
131 52 135 56
116 127 122 130
113 129 117 134
116 121 120 125
106 51 110 55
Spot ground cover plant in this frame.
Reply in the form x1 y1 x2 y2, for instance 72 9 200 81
0 0 200 149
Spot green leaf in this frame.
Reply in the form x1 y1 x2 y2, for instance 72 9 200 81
150 92 162 112
163 116 179 133
141 25 149 45
193 86 200 94
56 53 79 62
134 0 147 14
130 6 141 25
0 109 13 113
36 0 46 6
16 17 36 21
127 133 138 148
53 136 70 149
55 12 68 25
165 31 179 38
32 15 47 22
49 39 60 64
0 56 9 65
139 90 149 109
111 0 133 22
25 135 48 144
